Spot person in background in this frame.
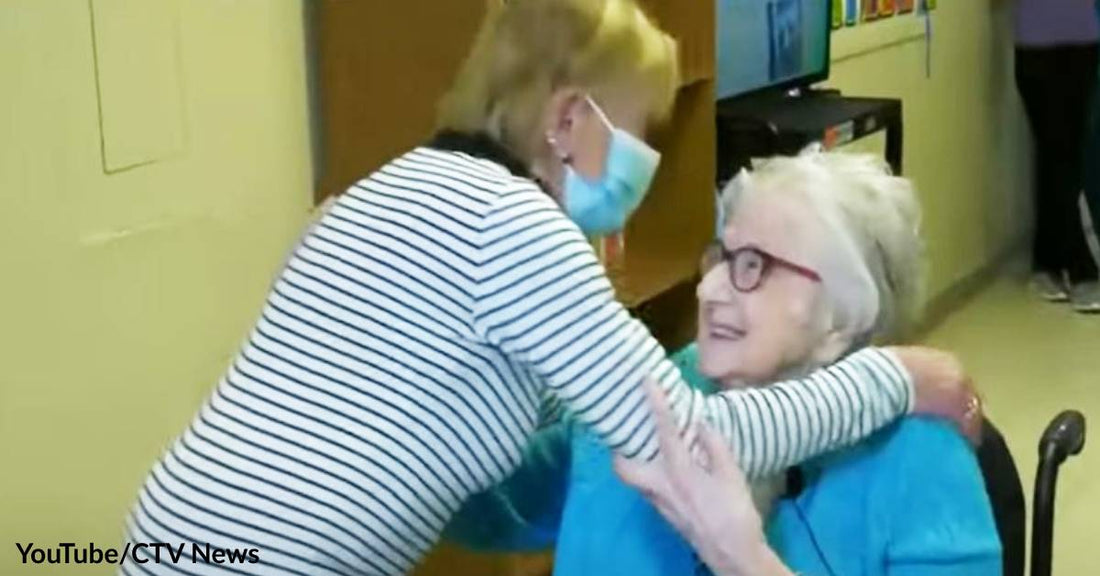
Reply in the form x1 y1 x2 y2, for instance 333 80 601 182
119 2 976 575
446 150 997 576
1015 0 1100 312
1082 1 1100 255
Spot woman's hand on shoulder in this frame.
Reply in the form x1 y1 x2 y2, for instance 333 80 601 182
613 381 793 576
886 346 983 445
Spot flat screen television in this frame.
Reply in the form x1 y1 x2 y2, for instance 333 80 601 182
716 0 833 101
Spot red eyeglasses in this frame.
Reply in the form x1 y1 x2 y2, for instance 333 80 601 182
701 241 822 293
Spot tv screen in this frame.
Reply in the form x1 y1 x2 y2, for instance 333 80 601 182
716 0 832 100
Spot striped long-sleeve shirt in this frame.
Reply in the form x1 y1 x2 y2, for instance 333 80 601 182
121 133 913 576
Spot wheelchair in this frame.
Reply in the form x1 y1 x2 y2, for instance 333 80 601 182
977 411 1087 576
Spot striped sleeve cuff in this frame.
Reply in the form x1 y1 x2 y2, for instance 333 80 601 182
854 347 916 414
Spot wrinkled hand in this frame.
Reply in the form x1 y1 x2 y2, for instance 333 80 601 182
887 346 983 445
613 382 788 576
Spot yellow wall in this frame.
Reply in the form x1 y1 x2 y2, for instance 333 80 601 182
828 2 1032 298
0 1 313 573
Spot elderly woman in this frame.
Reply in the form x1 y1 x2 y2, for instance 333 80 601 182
558 150 1001 575
447 150 999 575
121 2 974 574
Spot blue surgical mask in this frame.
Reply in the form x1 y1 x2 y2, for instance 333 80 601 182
559 96 661 235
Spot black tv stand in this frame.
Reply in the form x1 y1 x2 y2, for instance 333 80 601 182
715 90 903 186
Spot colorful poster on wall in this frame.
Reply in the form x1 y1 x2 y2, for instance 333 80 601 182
898 0 915 13
832 0 844 28
846 0 859 25
879 0 896 17
861 0 879 21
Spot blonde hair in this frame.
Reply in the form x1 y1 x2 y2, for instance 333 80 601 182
720 147 925 343
437 0 679 163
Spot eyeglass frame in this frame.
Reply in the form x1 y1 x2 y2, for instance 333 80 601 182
701 241 823 293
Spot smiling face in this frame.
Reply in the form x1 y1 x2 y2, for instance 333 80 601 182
697 150 924 387
696 189 838 388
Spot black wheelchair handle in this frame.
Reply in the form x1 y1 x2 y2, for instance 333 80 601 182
1038 410 1086 464
1031 410 1086 576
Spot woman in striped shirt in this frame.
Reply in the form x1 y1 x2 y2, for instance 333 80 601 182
121 1 977 575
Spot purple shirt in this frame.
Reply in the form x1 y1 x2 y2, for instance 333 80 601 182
1015 0 1100 47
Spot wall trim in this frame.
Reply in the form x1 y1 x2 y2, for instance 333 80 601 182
911 235 1030 342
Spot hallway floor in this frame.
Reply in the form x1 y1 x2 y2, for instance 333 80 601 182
921 268 1100 574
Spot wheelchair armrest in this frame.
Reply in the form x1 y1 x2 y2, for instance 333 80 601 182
1039 410 1086 464
1031 410 1086 576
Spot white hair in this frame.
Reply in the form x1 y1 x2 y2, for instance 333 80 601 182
719 146 924 344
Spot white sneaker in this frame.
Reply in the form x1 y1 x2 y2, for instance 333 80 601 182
1070 282 1100 313
1030 272 1069 302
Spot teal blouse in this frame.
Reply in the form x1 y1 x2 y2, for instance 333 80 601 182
445 345 1002 576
